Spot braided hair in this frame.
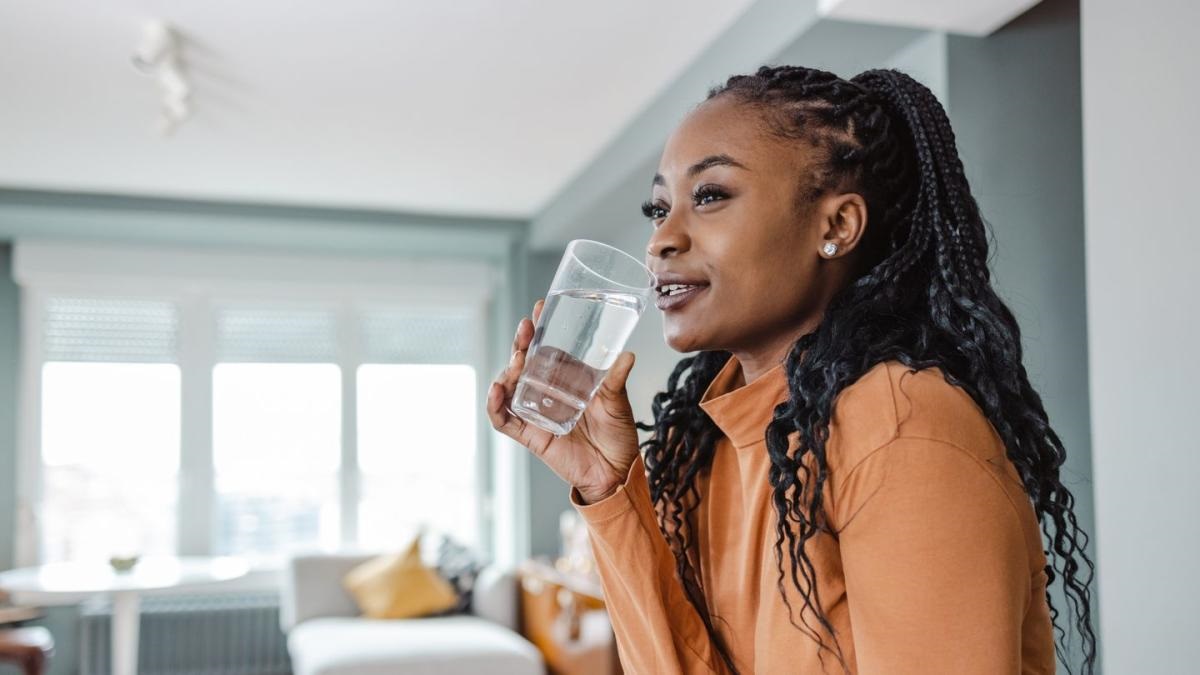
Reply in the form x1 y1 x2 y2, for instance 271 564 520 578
635 66 1097 674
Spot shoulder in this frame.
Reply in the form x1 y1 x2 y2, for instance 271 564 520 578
822 362 1045 568
825 360 1007 475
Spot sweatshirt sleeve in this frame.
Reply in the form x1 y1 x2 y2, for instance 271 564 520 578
568 453 727 674
832 436 1034 674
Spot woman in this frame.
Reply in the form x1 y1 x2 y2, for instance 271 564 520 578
487 66 1095 674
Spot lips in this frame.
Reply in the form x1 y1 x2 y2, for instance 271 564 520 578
653 275 710 311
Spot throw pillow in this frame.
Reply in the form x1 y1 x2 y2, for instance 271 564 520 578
428 533 487 615
342 534 459 619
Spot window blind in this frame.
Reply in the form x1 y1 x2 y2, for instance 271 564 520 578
43 297 179 363
215 305 338 363
360 308 475 364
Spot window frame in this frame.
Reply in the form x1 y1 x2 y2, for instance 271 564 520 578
13 240 499 581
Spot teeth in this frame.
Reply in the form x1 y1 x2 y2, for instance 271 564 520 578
660 283 699 296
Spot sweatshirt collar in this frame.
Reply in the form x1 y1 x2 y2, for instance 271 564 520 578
698 354 789 449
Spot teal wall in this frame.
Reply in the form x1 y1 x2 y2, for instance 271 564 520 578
0 189 523 259
0 244 81 675
946 0 1098 671
0 245 18 572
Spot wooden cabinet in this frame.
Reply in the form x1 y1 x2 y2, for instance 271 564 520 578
518 558 621 675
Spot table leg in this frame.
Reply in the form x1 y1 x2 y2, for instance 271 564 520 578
111 591 140 675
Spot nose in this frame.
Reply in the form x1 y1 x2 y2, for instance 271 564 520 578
646 214 689 259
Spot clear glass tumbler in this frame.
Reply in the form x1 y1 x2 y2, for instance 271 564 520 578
510 239 656 436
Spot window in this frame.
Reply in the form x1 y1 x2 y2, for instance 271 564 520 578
355 308 481 550
357 363 477 550
211 305 343 565
213 363 341 564
37 298 181 563
15 243 497 570
41 362 181 562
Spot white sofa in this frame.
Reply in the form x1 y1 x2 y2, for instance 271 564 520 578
280 553 545 675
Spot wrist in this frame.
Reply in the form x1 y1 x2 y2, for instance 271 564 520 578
576 483 620 505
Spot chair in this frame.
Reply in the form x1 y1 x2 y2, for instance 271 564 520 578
0 626 55 675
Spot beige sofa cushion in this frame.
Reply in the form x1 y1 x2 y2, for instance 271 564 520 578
341 534 458 620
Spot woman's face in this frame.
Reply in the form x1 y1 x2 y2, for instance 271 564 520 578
644 95 863 356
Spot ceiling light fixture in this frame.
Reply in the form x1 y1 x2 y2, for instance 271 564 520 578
132 20 191 136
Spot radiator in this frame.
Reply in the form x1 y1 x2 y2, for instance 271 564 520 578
79 591 292 675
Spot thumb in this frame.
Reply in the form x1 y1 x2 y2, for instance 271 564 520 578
599 351 636 396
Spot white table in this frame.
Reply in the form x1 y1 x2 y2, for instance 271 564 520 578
0 555 249 675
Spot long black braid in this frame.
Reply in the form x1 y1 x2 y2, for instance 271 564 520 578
635 66 1097 674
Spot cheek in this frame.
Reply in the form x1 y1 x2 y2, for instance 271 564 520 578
719 236 797 291
716 241 815 319
659 218 814 349
723 269 796 313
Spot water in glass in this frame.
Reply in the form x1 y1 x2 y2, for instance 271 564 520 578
512 288 643 435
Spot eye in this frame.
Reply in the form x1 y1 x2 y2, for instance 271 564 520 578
693 184 728 207
641 199 668 222
641 185 729 224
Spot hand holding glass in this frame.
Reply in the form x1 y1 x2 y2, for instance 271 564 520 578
510 239 656 436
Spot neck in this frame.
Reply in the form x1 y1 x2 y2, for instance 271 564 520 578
730 335 798 387
729 317 822 387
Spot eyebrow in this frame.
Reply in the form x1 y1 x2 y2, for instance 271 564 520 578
652 154 749 186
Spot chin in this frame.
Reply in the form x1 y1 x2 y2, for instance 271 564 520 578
663 327 709 354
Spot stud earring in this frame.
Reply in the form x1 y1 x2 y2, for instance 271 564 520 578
822 242 839 257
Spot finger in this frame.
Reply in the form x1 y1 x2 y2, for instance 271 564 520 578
502 346 527 386
492 349 524 401
487 378 524 428
515 316 535 352
599 351 636 396
486 381 511 427
486 380 501 417
511 316 530 353
532 298 545 323
487 382 526 439
487 380 548 451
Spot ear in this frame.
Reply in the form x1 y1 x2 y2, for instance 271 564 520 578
819 192 868 255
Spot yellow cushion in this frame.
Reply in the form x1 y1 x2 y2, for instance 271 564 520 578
341 534 459 619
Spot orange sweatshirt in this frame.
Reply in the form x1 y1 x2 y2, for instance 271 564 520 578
569 356 1056 674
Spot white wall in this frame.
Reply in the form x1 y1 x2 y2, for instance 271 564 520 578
1082 0 1200 671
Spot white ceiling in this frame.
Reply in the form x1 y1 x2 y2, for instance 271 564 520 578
0 0 757 218
819 0 1041 37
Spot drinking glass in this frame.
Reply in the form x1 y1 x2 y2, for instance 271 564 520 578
510 239 656 435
